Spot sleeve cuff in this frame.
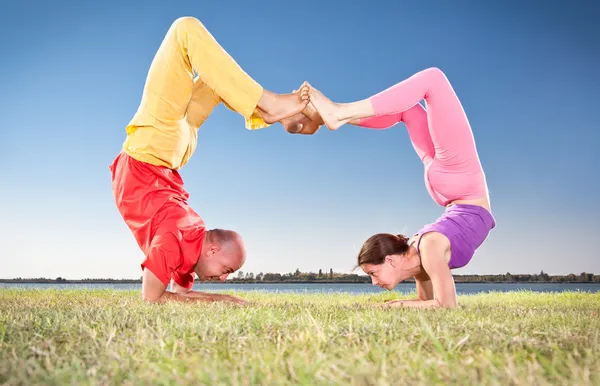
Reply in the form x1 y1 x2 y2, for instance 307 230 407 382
245 113 271 130
140 260 171 287
172 272 195 290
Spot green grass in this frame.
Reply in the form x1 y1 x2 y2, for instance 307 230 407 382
1 289 598 385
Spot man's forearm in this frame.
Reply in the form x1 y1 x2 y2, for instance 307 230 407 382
184 291 240 301
169 289 246 304
153 291 220 303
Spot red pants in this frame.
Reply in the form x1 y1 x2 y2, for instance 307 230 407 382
109 151 204 288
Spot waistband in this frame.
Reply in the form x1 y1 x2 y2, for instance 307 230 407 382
445 203 496 229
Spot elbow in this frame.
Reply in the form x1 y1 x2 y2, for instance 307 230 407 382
141 290 163 304
442 301 458 309
142 294 159 303
436 298 458 308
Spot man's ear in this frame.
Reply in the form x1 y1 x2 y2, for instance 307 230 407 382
208 243 220 257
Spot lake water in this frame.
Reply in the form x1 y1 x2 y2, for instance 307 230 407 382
1 282 599 294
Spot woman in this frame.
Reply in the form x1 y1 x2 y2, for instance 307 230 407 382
307 67 496 308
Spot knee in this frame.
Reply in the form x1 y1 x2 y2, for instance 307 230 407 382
171 16 203 32
423 67 448 82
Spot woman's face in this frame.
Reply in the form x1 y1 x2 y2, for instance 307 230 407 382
361 256 401 290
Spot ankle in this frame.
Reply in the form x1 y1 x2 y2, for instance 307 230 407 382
257 90 275 113
337 103 353 121
341 99 374 121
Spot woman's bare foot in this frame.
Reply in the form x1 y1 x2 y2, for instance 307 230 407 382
256 89 309 124
306 85 350 131
294 82 324 124
301 101 324 125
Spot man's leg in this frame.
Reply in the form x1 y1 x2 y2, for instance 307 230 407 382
185 78 223 129
129 17 306 130
130 17 260 128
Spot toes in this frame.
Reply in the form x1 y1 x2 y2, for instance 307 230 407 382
300 82 311 94
300 89 310 102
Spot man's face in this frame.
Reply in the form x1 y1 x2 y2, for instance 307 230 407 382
195 243 245 282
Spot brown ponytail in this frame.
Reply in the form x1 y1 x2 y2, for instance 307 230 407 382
356 233 410 266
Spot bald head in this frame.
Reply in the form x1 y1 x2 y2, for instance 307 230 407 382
206 229 246 264
194 229 246 281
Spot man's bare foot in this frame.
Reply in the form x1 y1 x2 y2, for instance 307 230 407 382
301 102 324 125
280 113 321 135
257 89 309 124
280 114 303 134
306 85 350 131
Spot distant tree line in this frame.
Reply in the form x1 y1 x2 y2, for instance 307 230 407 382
1 270 599 284
1 277 142 284
227 269 599 283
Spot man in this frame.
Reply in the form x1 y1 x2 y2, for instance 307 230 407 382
110 16 314 303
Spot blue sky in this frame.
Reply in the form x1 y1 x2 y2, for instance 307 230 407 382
0 0 598 279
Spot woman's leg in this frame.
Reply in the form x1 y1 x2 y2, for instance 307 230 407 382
310 68 474 162
352 104 435 165
367 68 478 166
353 114 401 129
309 68 486 199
